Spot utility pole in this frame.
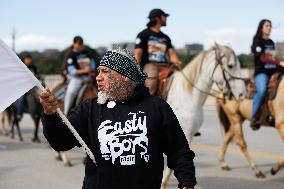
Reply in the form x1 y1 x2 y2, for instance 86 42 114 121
12 27 16 51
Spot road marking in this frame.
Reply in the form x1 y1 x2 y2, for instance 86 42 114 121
191 143 284 161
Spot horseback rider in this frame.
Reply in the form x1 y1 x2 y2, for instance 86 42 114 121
250 19 284 130
16 54 39 121
63 36 96 115
134 8 182 95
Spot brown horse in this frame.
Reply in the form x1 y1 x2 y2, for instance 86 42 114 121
216 75 284 178
51 79 97 166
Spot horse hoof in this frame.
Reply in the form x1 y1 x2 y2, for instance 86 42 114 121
32 138 41 143
19 138 24 142
194 132 201 137
270 168 277 175
221 165 231 171
255 172 266 178
55 156 62 161
64 161 73 167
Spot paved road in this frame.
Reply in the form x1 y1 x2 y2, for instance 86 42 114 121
1 105 284 189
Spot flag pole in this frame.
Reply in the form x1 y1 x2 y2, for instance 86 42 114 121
36 82 96 165
0 39 96 164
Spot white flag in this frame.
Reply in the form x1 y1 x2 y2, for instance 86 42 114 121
0 40 97 164
0 39 41 112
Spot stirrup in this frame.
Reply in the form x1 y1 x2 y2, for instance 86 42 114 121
250 118 261 131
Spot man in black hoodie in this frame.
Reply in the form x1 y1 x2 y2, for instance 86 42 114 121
40 48 196 189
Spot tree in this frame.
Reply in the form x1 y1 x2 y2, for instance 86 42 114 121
238 54 254 68
178 53 198 66
18 46 100 75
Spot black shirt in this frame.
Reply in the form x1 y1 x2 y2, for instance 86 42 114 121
65 49 94 77
251 38 277 75
42 86 196 189
135 28 173 68
27 64 38 75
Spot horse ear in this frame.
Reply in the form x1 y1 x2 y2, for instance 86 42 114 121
214 42 221 49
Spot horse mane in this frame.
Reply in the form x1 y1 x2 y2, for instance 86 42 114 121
182 51 209 92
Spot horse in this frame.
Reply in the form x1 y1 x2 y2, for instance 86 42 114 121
51 78 98 166
216 72 284 178
6 85 43 142
161 43 246 189
0 106 12 135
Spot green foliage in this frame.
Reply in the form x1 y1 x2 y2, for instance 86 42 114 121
179 53 198 66
178 53 254 68
18 46 100 75
238 54 254 68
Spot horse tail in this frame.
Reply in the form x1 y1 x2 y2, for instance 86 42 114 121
5 105 14 124
216 102 231 133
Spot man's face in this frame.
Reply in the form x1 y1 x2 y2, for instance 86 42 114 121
73 42 84 52
160 15 167 26
96 66 134 101
96 66 124 92
24 57 32 66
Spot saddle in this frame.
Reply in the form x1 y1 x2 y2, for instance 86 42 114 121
156 66 175 98
246 72 283 100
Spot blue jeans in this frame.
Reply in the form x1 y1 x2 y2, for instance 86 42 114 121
64 77 82 115
251 73 270 118
17 94 26 117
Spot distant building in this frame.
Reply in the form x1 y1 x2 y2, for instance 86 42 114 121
185 43 204 55
109 42 135 52
276 42 284 60
95 46 108 56
176 43 204 56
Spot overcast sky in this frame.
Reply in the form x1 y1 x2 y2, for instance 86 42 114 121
1 0 284 54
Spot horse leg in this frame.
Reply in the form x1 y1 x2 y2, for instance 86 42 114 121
219 127 234 171
271 124 284 175
0 113 6 135
55 151 63 161
233 123 265 178
15 120 23 141
160 167 173 189
60 152 72 167
32 118 40 143
10 119 15 139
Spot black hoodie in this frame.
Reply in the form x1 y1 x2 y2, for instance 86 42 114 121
42 86 196 189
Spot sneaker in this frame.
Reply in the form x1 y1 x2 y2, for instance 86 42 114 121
250 118 261 131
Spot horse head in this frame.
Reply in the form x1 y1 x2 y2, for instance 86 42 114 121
210 43 246 99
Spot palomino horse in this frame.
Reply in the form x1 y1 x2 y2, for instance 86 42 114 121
161 43 246 189
51 79 98 166
216 73 284 178
0 106 12 135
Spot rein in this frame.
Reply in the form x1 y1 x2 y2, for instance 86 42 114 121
179 47 246 101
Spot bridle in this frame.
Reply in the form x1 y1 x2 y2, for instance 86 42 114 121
179 46 245 100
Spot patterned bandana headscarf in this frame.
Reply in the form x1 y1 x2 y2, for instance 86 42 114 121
99 48 148 85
